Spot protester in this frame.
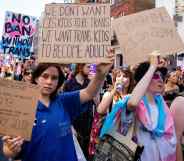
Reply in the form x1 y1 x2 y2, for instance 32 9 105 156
88 67 134 158
63 63 91 91
6 64 14 80
165 72 179 93
170 96 184 161
62 64 73 81
175 66 184 92
2 51 114 161
22 67 33 83
0 66 6 78
97 67 134 114
100 52 176 161
14 62 23 81
63 63 94 160
126 52 176 161
164 72 180 106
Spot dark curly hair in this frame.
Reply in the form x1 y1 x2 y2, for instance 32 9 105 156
31 63 65 99
134 61 168 84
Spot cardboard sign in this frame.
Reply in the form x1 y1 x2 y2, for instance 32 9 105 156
113 7 184 65
1 11 37 58
38 3 111 63
0 79 38 140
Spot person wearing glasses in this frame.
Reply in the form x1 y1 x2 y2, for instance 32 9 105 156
126 52 176 161
22 68 33 83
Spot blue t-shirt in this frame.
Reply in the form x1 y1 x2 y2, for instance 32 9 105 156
17 91 86 161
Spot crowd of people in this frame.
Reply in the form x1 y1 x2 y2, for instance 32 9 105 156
1 51 184 161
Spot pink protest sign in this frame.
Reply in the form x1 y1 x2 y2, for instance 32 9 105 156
1 11 38 58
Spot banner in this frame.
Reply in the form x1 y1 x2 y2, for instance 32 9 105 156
1 11 37 58
113 7 184 65
0 79 38 140
38 3 111 63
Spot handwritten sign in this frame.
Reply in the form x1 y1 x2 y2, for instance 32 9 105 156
38 3 111 63
113 7 184 65
0 79 38 140
1 11 37 58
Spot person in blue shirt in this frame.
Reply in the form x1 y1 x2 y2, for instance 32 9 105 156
2 51 114 161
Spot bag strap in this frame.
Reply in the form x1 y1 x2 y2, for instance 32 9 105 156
107 119 138 153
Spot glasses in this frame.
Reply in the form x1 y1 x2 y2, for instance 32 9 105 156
152 73 164 80
24 71 32 76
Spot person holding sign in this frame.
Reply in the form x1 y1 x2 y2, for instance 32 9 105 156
126 52 176 161
2 50 114 161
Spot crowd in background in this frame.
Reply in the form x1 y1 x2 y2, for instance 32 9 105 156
1 54 184 161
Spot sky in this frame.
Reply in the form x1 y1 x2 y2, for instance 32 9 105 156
0 0 67 37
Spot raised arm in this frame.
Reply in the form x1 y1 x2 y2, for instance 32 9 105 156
97 73 125 114
80 50 114 104
97 89 115 114
127 52 159 110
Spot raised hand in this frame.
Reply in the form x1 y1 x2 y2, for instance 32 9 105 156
149 50 160 68
96 49 114 78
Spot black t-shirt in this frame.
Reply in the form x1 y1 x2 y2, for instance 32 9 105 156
63 77 94 138
164 89 179 107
